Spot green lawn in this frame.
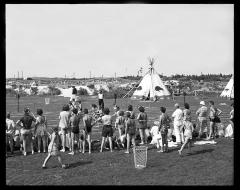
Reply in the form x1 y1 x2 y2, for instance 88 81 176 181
6 95 233 185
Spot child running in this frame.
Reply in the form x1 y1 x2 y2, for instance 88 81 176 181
82 108 95 154
178 120 194 156
125 111 136 154
68 108 81 155
42 126 66 169
158 107 171 153
100 107 114 152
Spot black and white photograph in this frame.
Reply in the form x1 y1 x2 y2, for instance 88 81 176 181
5 3 234 185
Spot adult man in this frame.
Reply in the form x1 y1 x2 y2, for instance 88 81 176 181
71 86 77 101
172 103 183 144
98 90 104 110
196 101 208 139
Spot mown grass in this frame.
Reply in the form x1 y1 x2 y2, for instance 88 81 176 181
6 95 233 185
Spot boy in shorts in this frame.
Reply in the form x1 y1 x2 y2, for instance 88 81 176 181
100 108 114 152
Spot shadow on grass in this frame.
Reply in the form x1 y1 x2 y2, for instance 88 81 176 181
186 148 214 156
67 160 93 169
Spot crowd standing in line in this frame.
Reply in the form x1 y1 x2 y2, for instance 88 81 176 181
6 96 234 168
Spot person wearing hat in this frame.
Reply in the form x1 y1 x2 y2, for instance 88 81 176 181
16 107 36 156
172 103 183 145
196 101 208 139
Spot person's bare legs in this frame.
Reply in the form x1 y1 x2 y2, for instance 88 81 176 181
208 121 214 140
9 136 14 154
37 136 41 153
22 135 27 155
139 129 144 144
187 139 191 154
125 134 130 153
229 121 234 138
198 119 202 138
100 137 106 152
57 155 65 167
61 130 66 152
42 136 47 153
108 136 113 152
42 153 51 167
87 133 91 153
178 137 190 155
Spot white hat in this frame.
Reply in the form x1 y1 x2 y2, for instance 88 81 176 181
174 103 179 108
154 121 160 125
200 101 205 106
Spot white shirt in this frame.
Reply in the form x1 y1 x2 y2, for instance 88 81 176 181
172 108 183 126
150 125 159 137
98 93 103 99
6 118 15 134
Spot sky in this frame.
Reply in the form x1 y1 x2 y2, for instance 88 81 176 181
6 4 234 78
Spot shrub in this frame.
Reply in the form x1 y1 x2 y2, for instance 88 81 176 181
77 88 88 96
48 86 61 95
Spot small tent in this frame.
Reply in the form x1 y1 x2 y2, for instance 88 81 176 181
220 76 234 99
130 58 170 100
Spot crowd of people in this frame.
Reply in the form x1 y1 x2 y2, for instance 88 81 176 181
6 97 234 169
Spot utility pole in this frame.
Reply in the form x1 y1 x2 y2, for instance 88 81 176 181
17 71 19 80
22 71 23 79
89 71 91 79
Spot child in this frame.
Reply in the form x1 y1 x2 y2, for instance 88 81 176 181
6 112 16 155
58 104 71 152
115 110 126 147
34 109 48 153
158 107 171 153
178 120 194 156
125 111 136 153
100 107 114 152
150 121 162 149
42 126 66 169
82 108 95 154
136 106 148 145
68 108 81 155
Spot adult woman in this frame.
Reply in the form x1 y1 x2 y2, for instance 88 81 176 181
137 106 148 145
16 107 36 156
34 109 48 153
196 101 208 139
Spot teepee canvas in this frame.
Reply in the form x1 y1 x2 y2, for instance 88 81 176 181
131 58 170 100
220 76 234 99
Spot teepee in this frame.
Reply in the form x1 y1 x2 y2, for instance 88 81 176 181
131 58 170 100
220 76 234 99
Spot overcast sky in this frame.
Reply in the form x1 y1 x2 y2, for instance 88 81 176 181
6 4 233 78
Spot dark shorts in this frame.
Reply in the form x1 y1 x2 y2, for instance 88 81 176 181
72 127 79 134
85 126 92 134
209 117 221 123
102 125 113 137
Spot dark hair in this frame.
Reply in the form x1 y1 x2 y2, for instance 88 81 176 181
62 104 70 111
160 107 166 113
72 98 75 102
84 108 88 114
184 103 190 109
24 107 30 113
37 109 43 115
138 106 145 112
72 108 78 114
53 126 59 133
193 123 196 129
209 101 214 105
92 104 97 108
118 110 124 116
103 107 110 115
128 105 133 111
6 112 10 118
126 111 131 118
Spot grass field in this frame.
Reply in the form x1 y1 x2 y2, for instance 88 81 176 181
6 95 234 185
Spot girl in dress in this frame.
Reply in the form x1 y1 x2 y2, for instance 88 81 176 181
178 120 194 155
136 106 148 145
34 109 48 153
42 126 66 169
